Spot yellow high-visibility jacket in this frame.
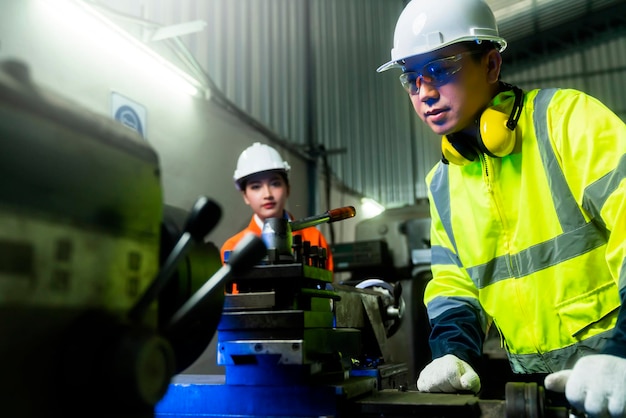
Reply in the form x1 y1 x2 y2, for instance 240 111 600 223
425 87 626 373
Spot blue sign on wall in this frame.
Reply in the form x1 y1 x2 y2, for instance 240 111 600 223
111 92 147 139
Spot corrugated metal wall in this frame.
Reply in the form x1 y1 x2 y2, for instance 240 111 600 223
492 0 623 42
495 0 626 121
90 0 626 208
504 36 626 121
309 0 437 207
122 0 311 145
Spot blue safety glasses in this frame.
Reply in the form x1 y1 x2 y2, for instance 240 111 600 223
399 50 482 95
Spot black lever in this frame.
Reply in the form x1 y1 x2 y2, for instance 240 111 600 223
128 196 222 322
164 233 266 333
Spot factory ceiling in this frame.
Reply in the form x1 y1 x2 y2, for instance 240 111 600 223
487 0 626 71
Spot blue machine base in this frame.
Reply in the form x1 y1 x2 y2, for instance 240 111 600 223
155 374 377 418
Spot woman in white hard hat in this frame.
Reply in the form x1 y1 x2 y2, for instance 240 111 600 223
220 143 334 288
378 0 626 416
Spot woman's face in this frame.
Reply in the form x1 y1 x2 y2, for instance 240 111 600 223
242 171 289 221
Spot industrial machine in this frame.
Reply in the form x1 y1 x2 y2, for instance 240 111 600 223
0 59 265 417
333 203 434 383
156 207 413 417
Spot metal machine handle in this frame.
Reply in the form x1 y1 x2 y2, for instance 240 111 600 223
290 206 356 231
164 233 267 332
128 196 222 321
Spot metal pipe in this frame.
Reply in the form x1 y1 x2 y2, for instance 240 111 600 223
290 206 356 232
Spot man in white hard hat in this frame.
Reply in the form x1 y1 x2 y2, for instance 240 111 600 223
378 0 626 416
220 142 334 291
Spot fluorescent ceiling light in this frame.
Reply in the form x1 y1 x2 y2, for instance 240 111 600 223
40 0 203 97
150 21 207 42
361 198 385 219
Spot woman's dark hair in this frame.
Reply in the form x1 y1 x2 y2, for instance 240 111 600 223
238 170 289 191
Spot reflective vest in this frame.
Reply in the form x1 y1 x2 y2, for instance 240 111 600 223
425 88 626 373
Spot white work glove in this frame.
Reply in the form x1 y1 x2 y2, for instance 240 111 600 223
544 354 626 418
416 354 481 394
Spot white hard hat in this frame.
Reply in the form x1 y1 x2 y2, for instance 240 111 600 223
377 0 507 72
233 142 291 190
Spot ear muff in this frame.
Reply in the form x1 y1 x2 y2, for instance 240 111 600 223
476 85 524 157
442 134 478 166
441 84 524 165
477 107 516 157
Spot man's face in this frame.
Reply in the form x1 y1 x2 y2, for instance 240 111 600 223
402 44 500 136
242 171 289 221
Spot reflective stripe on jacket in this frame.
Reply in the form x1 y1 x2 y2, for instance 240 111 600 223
425 88 626 373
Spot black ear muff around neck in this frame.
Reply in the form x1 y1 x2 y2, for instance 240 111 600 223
442 134 479 166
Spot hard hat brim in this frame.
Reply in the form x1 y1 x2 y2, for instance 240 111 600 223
377 60 403 73
376 37 507 73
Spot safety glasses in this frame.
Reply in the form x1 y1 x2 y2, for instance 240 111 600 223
399 50 482 95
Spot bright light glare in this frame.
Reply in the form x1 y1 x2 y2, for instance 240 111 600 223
361 198 385 219
39 0 201 96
